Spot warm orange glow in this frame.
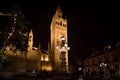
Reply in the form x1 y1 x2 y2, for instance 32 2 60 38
42 66 52 71
56 46 59 49
64 43 67 47
61 37 65 40
68 47 70 50
45 57 49 61
41 55 49 61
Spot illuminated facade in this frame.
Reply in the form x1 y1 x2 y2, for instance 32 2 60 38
50 6 69 72
4 29 52 72
2 6 69 73
84 42 120 77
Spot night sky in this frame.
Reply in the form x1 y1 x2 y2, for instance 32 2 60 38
0 0 119 64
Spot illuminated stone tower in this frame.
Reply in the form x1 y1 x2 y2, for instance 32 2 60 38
27 29 33 54
50 6 69 72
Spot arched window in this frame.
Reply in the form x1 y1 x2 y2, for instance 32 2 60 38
60 21 62 26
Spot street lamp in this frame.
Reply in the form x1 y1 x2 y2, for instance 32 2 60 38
99 63 107 67
56 35 70 73
99 62 108 76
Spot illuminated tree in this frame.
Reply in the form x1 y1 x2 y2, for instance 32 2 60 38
0 4 30 67
9 4 30 52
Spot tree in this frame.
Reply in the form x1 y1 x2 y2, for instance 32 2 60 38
0 51 11 68
9 4 30 52
0 4 30 67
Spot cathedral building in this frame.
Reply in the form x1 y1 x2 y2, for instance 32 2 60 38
2 6 69 73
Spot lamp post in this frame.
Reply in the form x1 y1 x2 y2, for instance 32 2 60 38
99 63 107 67
56 35 70 73
99 62 108 76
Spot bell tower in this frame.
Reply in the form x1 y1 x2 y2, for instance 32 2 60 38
27 29 33 54
50 6 69 72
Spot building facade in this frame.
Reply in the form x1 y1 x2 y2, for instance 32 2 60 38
50 6 69 73
1 6 69 73
84 43 120 77
4 29 52 72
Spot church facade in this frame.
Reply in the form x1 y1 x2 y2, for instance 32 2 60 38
2 6 69 73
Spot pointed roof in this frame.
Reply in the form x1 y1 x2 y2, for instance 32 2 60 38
55 5 63 17
29 29 33 37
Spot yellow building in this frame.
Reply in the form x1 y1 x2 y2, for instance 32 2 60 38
50 6 69 73
1 6 69 73
84 42 120 77
4 29 52 72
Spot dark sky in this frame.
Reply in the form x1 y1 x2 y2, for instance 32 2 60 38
0 0 119 64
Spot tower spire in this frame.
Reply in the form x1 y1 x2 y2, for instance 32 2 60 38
55 4 63 17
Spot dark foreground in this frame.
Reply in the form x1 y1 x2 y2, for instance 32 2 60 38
0 73 120 80
1 76 120 80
